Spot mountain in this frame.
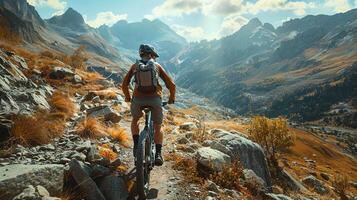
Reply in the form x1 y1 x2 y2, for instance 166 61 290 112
0 0 44 26
99 19 187 61
171 10 357 127
47 8 89 32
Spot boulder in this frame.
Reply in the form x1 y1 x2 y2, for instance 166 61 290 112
49 67 75 79
97 175 129 200
179 122 197 131
72 74 83 84
302 175 329 194
279 169 307 192
87 105 121 123
0 164 64 200
320 172 330 181
243 169 266 192
211 129 271 187
196 147 231 172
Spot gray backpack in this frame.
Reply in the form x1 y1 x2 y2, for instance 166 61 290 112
134 59 159 93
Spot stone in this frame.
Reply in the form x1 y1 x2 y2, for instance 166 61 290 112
36 185 50 197
87 105 121 123
71 152 87 161
243 169 266 192
177 137 190 144
302 175 329 194
72 74 83 83
279 170 307 192
49 67 75 79
0 164 64 200
196 147 231 172
179 122 197 131
209 141 231 156
97 175 129 200
320 172 330 181
13 185 39 200
39 144 56 151
92 96 101 103
265 193 293 200
207 180 219 192
211 129 271 187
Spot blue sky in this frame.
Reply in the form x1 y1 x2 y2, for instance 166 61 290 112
28 0 357 41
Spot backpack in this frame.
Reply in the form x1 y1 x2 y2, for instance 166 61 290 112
134 59 159 93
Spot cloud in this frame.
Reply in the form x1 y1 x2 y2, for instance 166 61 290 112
171 24 205 41
152 0 202 17
219 14 248 37
203 0 244 16
27 0 67 11
86 12 128 28
324 0 351 13
246 0 316 16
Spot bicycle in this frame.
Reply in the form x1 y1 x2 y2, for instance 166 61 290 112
135 102 168 199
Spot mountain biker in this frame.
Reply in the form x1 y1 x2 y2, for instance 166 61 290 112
121 44 176 166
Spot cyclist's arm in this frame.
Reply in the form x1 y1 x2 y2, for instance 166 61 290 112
121 64 135 101
157 64 176 102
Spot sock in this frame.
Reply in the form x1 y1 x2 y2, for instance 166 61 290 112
133 135 139 148
155 144 162 155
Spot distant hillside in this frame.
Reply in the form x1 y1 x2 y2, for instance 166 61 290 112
171 9 357 127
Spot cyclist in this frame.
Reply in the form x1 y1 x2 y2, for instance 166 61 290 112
121 44 176 166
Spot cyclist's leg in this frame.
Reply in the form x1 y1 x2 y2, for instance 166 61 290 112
130 98 143 155
150 97 164 165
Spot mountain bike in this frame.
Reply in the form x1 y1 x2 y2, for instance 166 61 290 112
135 102 167 199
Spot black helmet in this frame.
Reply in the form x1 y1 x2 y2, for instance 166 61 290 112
139 44 159 58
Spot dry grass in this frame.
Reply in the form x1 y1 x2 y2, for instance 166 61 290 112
98 143 117 161
49 91 76 120
0 18 21 44
333 174 350 200
10 110 65 146
93 89 118 100
210 161 243 191
107 124 129 147
75 117 108 139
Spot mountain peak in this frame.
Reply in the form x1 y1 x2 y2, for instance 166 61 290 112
47 7 88 32
247 18 262 27
0 0 45 26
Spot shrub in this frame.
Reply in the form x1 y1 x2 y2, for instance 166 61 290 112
248 116 295 166
75 117 107 139
107 124 129 147
192 119 212 143
168 153 204 184
98 144 117 161
61 45 88 69
333 174 350 200
210 161 243 191
49 91 76 120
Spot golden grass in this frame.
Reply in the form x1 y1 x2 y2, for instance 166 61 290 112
49 91 76 120
107 124 129 147
93 89 118 100
0 18 21 44
98 143 117 161
10 110 65 146
210 161 243 191
333 174 350 200
75 117 108 139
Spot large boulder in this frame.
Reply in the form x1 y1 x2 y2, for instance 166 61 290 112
196 147 231 172
279 169 307 192
0 164 64 200
49 67 75 79
265 193 293 200
210 129 271 187
87 105 121 123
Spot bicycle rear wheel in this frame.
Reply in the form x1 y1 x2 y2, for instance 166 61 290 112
136 134 151 199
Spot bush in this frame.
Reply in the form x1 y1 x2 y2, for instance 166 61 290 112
49 91 76 120
61 45 88 69
248 116 295 166
107 124 129 147
75 117 108 139
98 144 117 161
210 161 243 191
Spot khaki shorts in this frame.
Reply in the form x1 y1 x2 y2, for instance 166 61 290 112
130 97 163 124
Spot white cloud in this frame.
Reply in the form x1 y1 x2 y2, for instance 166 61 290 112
171 24 207 41
86 12 128 28
324 0 351 13
152 0 202 17
219 14 248 37
246 0 315 16
202 0 243 16
27 0 67 11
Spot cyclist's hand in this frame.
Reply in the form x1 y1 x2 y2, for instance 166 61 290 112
168 99 175 104
125 97 131 102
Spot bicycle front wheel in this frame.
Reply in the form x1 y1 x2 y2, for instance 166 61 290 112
136 135 151 199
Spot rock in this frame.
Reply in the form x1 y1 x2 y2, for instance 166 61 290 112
265 193 293 200
72 74 83 83
202 140 212 147
243 169 266 192
302 175 329 194
39 144 56 151
279 170 307 192
97 175 129 200
320 172 330 181
207 180 219 193
196 147 231 172
87 105 121 123
177 137 190 144
179 122 197 131
13 185 39 200
92 96 101 103
0 164 64 200
71 152 87 161
49 67 75 79
211 129 271 187
209 141 231 156
36 185 50 197
0 115 12 142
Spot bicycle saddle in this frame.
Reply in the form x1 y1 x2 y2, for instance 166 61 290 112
141 106 152 113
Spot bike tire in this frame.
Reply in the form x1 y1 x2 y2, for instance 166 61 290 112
136 134 151 199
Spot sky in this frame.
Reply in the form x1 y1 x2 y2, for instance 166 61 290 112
27 0 357 42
